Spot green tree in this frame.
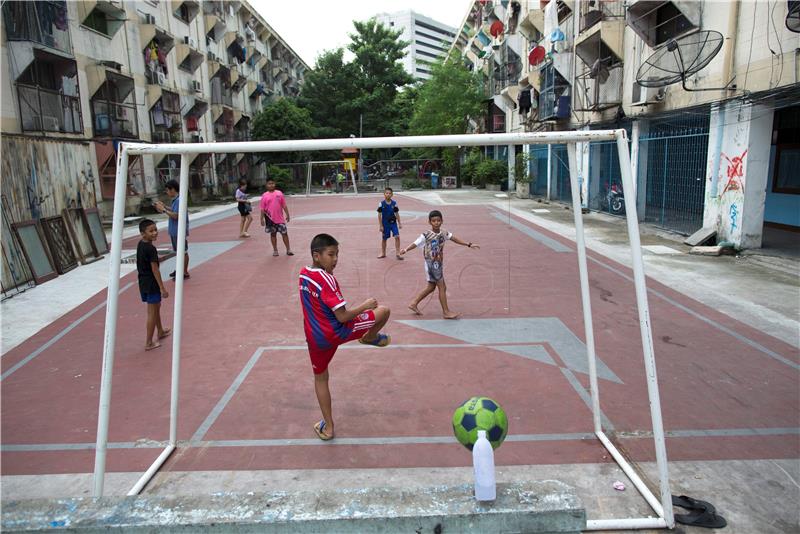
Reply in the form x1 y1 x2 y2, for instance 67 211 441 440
410 50 484 136
297 49 361 139
250 97 315 167
410 50 486 187
299 19 412 144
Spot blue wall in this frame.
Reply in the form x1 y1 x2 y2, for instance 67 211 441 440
764 146 800 227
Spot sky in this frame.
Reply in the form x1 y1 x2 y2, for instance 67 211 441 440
250 0 471 67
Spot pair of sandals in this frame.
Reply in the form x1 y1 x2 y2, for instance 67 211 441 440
272 250 294 256
672 495 727 529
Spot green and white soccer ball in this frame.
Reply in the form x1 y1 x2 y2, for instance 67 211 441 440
452 396 508 451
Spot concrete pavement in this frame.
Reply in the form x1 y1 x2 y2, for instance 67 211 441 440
1 189 797 533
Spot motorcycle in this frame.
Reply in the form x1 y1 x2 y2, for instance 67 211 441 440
602 182 625 215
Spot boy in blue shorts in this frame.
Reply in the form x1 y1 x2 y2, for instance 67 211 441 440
136 219 170 351
377 187 403 260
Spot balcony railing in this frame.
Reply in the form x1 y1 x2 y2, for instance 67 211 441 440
91 100 139 138
579 0 625 33
211 91 233 108
2 1 72 54
573 63 623 112
17 84 82 133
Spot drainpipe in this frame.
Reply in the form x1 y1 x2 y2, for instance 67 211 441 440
721 0 740 96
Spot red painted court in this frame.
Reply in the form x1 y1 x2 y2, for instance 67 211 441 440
2 194 798 480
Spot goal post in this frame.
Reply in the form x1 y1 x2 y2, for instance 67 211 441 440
95 131 673 530
304 159 357 196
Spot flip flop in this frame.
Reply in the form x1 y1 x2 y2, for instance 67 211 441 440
359 333 391 347
272 251 279 257
672 495 726 529
314 420 334 441
674 510 727 528
145 342 161 351
672 495 716 513
158 329 172 340
286 251 294 256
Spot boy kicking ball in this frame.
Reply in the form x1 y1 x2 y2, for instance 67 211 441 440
299 234 391 441
399 210 480 319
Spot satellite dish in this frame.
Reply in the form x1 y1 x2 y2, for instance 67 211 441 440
636 30 726 91
787 1 800 33
490 20 504 37
529 46 546 66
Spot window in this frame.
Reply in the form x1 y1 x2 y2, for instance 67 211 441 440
174 3 190 23
83 8 110 35
772 107 800 194
655 3 693 46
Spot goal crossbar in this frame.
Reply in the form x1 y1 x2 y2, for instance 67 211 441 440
95 129 673 530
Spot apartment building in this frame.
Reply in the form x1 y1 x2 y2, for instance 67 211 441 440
0 0 307 226
374 10 457 81
451 0 799 249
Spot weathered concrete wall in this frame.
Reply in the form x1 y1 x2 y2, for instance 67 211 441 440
703 101 773 248
1 136 99 222
1 481 585 533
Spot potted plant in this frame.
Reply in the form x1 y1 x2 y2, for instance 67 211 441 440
475 158 507 191
514 152 533 199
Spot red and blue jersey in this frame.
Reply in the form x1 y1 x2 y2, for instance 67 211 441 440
298 267 355 350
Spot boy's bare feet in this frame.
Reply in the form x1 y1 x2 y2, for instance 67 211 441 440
395 255 404 260
145 342 162 351
408 304 422 315
377 254 386 259
158 329 172 340
443 312 461 320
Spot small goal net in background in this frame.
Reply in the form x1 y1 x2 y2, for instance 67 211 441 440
95 131 674 531
304 159 358 195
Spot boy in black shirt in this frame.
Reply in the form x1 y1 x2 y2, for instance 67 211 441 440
137 219 170 351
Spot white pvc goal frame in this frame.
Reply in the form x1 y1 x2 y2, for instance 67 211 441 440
304 159 357 196
94 131 673 530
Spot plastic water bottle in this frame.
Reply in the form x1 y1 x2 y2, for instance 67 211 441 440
472 430 496 501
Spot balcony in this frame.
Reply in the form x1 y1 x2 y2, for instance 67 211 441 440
573 62 623 111
176 41 204 73
575 1 625 64
171 0 200 24
2 1 72 55
91 100 138 139
17 85 82 133
77 0 126 38
204 13 226 41
538 62 571 121
626 0 699 48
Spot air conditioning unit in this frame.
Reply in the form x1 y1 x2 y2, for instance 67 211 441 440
631 82 665 106
143 13 156 25
41 116 60 130
157 71 166 85
191 80 202 92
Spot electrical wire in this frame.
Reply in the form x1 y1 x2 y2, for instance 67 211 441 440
742 0 759 91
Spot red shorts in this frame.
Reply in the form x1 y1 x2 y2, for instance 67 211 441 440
308 310 376 374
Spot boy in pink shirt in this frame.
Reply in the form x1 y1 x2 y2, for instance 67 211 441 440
259 178 293 256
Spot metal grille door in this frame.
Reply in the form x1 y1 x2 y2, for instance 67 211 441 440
640 117 709 235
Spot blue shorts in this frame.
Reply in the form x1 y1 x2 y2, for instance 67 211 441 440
382 222 399 240
140 290 162 304
170 235 188 251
